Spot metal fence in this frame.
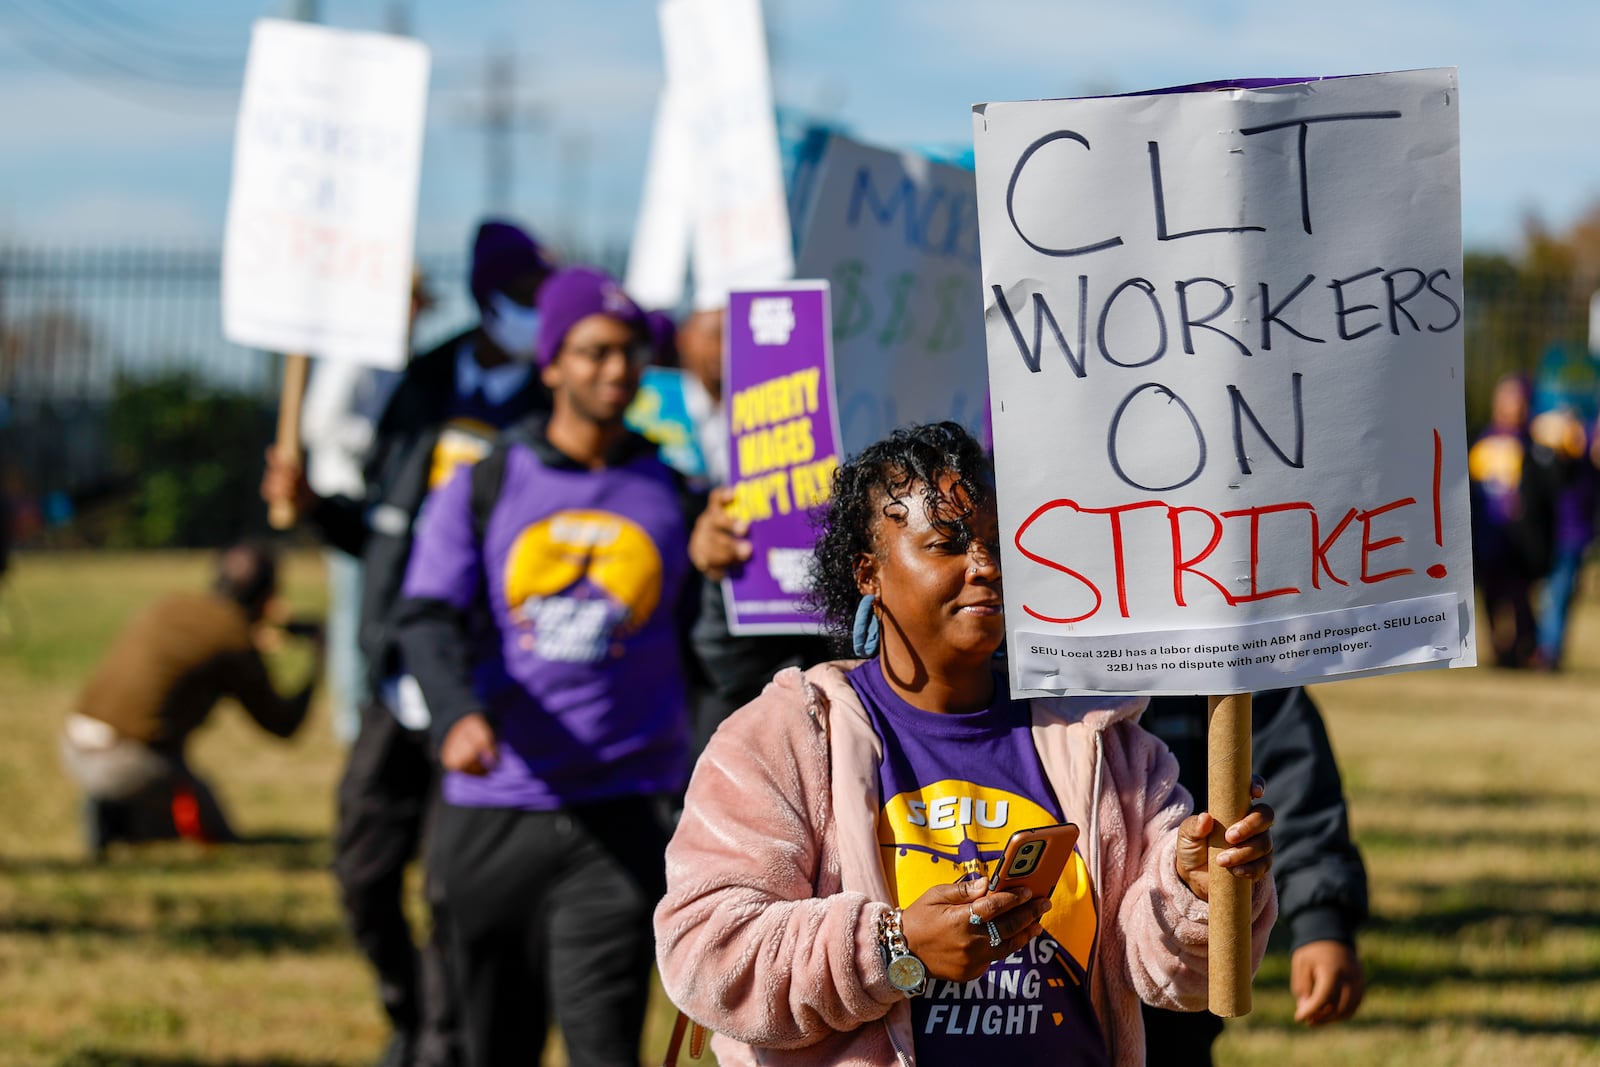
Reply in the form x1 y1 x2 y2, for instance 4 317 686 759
0 243 1593 544
0 241 630 398
0 246 487 403
1460 256 1597 421
0 243 626 538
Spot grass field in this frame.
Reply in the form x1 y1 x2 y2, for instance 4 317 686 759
1 551 1598 1066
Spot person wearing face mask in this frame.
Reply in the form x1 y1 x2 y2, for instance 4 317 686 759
262 219 554 1067
396 267 696 1067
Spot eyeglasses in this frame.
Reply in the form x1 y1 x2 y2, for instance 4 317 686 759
561 342 652 367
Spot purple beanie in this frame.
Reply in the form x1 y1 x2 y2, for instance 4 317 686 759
536 267 645 368
643 309 680 367
469 220 553 307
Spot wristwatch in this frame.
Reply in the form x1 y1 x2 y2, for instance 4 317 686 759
877 907 928 997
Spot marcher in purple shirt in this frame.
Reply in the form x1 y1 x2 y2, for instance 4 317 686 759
263 219 554 1067
1468 374 1553 668
396 267 691 1067
1529 405 1599 670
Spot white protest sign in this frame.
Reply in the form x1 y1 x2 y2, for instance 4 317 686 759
1591 289 1600 355
659 0 793 310
793 133 989 456
223 19 429 369
972 69 1475 696
625 87 693 310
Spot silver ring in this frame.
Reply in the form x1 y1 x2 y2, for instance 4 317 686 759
986 921 1002 948
968 905 982 926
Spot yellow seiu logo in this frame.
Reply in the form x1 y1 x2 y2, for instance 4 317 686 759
878 781 1098 976
906 796 1010 830
428 420 496 489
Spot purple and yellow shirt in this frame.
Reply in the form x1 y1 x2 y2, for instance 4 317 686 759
848 659 1107 1067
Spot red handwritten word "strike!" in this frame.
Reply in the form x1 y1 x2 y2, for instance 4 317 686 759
1016 431 1450 624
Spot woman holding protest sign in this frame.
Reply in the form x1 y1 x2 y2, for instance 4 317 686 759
655 421 1276 1066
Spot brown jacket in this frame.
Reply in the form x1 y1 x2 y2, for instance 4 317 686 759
77 592 311 749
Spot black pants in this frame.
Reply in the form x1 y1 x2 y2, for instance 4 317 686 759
1141 1001 1225 1066
427 795 671 1067
1480 568 1538 667
331 701 458 1064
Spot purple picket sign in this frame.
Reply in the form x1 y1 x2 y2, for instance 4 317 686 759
720 282 843 634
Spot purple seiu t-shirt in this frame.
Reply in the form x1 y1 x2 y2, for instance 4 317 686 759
404 440 691 810
848 659 1107 1067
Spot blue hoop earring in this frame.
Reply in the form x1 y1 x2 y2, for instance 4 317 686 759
852 593 881 658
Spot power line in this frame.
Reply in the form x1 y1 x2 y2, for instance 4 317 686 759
55 0 245 60
0 0 244 89
0 37 240 118
72 5 242 81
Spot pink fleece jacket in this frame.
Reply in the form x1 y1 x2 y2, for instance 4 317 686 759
654 662 1276 1066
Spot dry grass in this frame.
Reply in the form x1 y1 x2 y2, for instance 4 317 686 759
2 551 1598 1065
0 551 378 1067
1217 579 1600 1066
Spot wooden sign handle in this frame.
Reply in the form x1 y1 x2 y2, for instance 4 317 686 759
268 353 310 530
1207 691 1253 1016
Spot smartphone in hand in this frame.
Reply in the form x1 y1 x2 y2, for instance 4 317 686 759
987 823 1080 898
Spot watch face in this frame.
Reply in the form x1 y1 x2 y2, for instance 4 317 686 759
888 953 927 992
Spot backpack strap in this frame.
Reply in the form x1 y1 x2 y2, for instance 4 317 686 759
661 1010 709 1067
468 436 517 544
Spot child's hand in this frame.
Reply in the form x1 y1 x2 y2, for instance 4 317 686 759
1291 939 1364 1025
1175 774 1274 900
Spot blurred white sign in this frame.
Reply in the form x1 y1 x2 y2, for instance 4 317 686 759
659 0 793 310
973 69 1475 696
222 19 429 369
1590 289 1600 356
792 133 989 456
625 87 693 310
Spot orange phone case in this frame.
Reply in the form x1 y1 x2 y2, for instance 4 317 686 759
987 823 1081 898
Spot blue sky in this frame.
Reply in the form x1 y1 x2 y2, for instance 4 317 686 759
1 0 1596 258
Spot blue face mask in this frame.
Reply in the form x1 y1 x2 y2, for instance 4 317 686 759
482 291 541 361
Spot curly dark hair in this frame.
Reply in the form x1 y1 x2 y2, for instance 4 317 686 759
806 421 994 647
